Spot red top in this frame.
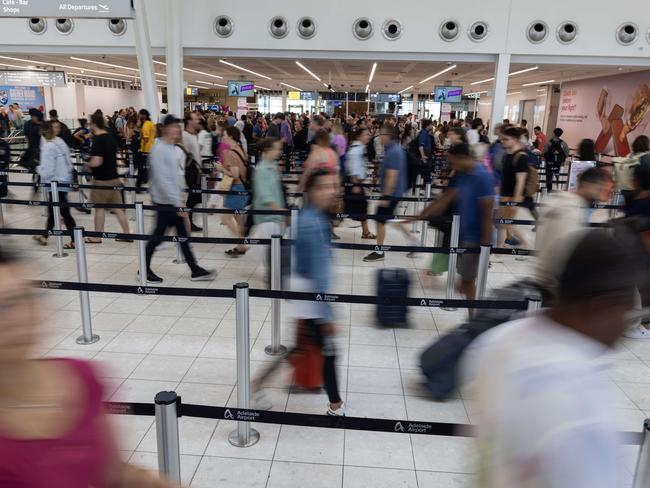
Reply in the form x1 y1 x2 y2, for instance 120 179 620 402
0 359 114 488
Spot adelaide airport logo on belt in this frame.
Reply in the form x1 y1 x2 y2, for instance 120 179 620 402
394 421 432 434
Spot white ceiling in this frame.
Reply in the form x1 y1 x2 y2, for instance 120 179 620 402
0 53 647 93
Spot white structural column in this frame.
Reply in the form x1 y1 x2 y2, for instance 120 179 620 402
412 92 419 120
133 0 160 116
281 88 287 112
489 53 511 139
165 0 183 117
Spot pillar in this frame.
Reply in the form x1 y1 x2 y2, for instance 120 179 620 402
281 88 287 113
133 0 160 116
412 92 419 120
489 53 510 140
165 0 183 117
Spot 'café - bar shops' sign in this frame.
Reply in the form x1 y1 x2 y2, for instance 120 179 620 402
1 0 133 18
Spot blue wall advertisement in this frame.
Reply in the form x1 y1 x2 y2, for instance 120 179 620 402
0 86 46 113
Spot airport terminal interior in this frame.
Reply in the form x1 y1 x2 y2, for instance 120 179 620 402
1 1 650 487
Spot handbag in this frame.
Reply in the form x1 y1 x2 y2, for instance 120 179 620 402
218 174 234 191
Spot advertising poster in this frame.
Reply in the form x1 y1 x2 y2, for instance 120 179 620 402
557 70 650 156
567 160 597 192
0 85 45 113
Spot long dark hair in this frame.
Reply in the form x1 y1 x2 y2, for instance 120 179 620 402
578 138 596 161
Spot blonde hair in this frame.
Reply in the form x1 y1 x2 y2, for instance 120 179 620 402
332 121 344 136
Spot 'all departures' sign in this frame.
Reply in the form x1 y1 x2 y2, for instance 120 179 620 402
1 0 133 18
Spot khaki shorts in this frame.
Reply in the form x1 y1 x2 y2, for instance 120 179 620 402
91 178 123 205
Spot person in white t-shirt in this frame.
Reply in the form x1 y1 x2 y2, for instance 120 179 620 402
466 231 637 488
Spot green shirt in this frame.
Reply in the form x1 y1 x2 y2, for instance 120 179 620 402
253 159 284 224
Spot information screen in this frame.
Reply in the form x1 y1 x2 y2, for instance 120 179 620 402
227 81 255 97
434 86 463 103
369 93 401 103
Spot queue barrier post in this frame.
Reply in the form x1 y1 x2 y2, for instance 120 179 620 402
412 174 422 234
442 214 460 310
0 200 4 228
75 153 87 207
475 245 492 300
526 297 542 312
633 419 650 488
50 181 68 258
229 283 260 447
201 175 208 238
290 207 298 269
154 391 182 485
74 227 99 345
40 181 47 217
135 202 147 286
419 182 432 246
266 234 287 356
173 240 185 264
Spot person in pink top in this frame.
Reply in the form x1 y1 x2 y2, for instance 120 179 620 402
331 121 347 157
0 250 178 488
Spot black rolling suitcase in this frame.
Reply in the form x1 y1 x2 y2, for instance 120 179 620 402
376 268 410 328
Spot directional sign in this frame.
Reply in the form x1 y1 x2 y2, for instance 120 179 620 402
0 71 66 87
0 0 133 18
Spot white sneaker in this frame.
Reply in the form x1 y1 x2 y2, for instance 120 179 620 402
624 324 650 340
252 390 272 410
327 402 348 416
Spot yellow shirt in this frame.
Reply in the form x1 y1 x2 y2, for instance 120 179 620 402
140 120 155 153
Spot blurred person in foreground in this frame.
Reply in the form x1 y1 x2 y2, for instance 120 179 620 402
252 169 346 416
467 231 637 488
0 251 178 487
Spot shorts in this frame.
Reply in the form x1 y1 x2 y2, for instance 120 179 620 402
374 199 399 223
458 242 480 281
223 183 248 210
91 178 123 205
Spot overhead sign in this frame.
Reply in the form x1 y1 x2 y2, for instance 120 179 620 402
0 0 133 18
369 93 401 103
0 71 66 87
0 86 46 113
185 87 198 96
227 81 255 97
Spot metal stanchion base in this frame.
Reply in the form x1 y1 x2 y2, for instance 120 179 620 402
440 307 458 312
52 252 69 258
264 344 288 356
76 334 100 345
228 428 260 448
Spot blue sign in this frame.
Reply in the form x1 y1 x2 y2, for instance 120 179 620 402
0 86 46 113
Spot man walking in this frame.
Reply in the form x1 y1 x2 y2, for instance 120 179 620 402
144 115 216 283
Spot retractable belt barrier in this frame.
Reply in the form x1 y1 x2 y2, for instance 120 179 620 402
32 280 528 310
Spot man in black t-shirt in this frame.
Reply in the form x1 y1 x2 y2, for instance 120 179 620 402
498 126 530 249
84 112 131 243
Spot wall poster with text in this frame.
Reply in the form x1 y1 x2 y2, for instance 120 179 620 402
0 85 46 113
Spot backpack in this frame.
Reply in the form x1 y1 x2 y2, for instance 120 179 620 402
544 138 566 166
513 151 539 198
178 144 201 189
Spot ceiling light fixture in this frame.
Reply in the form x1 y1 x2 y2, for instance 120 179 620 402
471 66 539 85
219 59 272 80
0 55 142 79
419 64 457 84
398 85 413 94
68 72 133 83
0 63 46 71
255 85 272 91
295 61 322 82
522 79 555 86
280 81 302 91
507 91 522 95
368 62 378 83
465 90 488 97
365 84 370 92
152 59 220 79
70 56 139 72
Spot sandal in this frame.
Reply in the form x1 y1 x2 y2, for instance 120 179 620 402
33 235 48 246
361 232 377 240
64 242 75 250
84 238 102 244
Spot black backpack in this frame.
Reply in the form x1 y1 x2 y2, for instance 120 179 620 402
544 138 566 166
177 145 201 189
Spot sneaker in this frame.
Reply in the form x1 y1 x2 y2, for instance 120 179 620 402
505 236 522 247
623 324 650 340
327 402 347 417
190 224 203 232
363 252 385 262
190 267 217 281
137 270 163 284
331 232 341 240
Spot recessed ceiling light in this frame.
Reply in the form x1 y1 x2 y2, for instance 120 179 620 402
522 79 555 86
419 64 457 84
280 81 302 91
219 59 272 80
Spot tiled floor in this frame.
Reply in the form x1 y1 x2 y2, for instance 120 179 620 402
2 178 648 487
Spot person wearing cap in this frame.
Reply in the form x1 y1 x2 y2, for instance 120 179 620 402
144 114 216 284
418 143 494 308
